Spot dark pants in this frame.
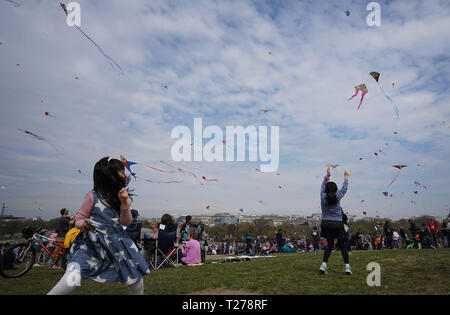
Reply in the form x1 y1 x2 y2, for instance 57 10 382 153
323 239 349 264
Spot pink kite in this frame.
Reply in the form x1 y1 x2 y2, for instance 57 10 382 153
348 84 368 110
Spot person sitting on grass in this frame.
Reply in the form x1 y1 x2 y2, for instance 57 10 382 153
178 229 201 265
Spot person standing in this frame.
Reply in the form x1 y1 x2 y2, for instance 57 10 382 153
427 219 439 248
276 229 283 253
48 157 149 295
245 232 252 254
311 227 320 252
319 168 352 275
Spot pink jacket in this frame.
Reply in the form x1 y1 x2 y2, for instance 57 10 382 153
181 239 201 265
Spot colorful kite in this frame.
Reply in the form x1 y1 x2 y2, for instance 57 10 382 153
370 72 399 120
60 3 124 75
348 84 368 110
120 155 182 184
388 165 407 186
17 128 58 152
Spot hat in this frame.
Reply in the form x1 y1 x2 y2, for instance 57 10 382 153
130 209 139 218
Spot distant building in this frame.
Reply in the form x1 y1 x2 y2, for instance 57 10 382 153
214 213 239 225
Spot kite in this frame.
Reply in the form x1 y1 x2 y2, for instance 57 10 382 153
260 109 271 113
345 10 350 16
120 155 182 184
202 176 218 182
17 128 58 152
268 52 272 55
60 3 124 75
347 84 368 110
328 164 339 169
278 186 282 189
392 83 395 88
370 72 399 120
45 112 56 118
388 165 407 186
359 157 363 160
5 0 20 7
239 208 244 213
382 192 389 196
363 211 367 215
77 170 85 176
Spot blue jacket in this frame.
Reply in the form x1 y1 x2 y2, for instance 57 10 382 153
321 175 348 221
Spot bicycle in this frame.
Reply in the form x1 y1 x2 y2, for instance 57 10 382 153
0 226 68 279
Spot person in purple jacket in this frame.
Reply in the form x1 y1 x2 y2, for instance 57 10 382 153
179 229 201 265
319 167 352 275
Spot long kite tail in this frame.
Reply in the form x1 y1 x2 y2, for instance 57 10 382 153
135 175 182 184
74 26 124 75
387 171 400 187
160 160 204 185
347 88 360 101
377 82 399 120
136 163 179 174
356 90 368 110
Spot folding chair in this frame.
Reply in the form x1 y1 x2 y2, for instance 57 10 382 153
152 223 179 269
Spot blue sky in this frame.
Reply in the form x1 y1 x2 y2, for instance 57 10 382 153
0 0 449 220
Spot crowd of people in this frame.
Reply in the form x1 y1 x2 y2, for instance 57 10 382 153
2 160 448 295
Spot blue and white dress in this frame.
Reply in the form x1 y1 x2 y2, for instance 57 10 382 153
68 192 149 285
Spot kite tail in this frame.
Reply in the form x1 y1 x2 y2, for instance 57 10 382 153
137 163 179 174
377 82 399 120
74 25 124 75
387 171 400 187
347 88 359 101
202 177 219 182
135 175 182 184
357 90 368 110
160 161 204 185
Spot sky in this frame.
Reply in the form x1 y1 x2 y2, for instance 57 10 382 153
0 0 449 221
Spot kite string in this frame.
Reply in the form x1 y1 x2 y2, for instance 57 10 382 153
135 175 182 184
74 25 124 75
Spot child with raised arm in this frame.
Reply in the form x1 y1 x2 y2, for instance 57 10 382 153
319 167 352 275
48 157 150 295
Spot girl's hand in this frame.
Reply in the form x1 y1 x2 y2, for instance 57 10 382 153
118 188 129 206
327 168 331 176
344 170 350 179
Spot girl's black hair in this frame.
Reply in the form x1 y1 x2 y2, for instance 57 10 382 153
93 157 132 212
324 181 338 205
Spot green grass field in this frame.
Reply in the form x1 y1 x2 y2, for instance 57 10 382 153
1 249 449 295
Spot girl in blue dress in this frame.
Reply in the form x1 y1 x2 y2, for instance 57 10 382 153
48 157 150 295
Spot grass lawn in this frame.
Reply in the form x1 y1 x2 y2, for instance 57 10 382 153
1 249 449 295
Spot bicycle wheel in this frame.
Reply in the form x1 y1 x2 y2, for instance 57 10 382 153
0 243 36 278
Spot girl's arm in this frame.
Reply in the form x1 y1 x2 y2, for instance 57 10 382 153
75 193 95 230
337 171 350 200
321 168 331 197
119 198 132 227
